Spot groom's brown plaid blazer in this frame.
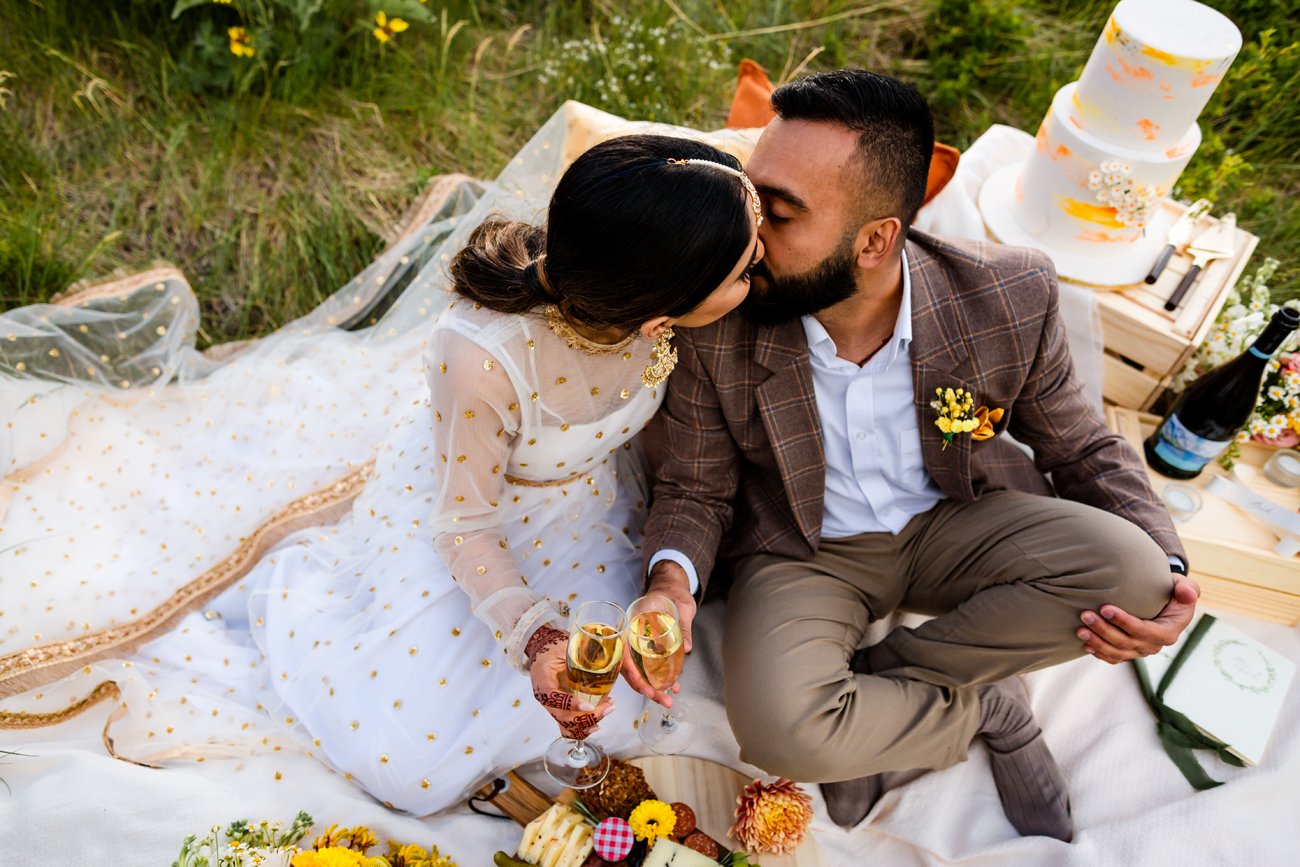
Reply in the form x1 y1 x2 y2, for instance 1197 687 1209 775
644 229 1185 596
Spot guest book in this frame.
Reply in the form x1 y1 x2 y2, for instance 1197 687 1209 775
1135 613 1295 784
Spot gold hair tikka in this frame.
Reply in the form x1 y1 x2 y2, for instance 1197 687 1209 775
642 327 677 388
666 158 763 227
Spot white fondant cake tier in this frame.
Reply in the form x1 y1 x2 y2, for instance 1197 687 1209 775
980 162 1178 286
1073 0 1240 152
1002 82 1198 257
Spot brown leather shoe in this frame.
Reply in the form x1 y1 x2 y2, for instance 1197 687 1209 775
819 773 886 829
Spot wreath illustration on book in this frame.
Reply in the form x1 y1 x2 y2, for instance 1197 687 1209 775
1212 639 1277 695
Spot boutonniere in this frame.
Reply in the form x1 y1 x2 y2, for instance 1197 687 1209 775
931 387 1004 449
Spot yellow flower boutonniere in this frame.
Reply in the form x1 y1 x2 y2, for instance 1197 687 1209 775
931 387 1003 449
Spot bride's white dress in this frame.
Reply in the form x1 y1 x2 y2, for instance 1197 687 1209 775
122 300 664 812
0 105 760 819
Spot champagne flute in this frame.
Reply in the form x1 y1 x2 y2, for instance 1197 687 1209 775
626 594 693 755
543 599 626 788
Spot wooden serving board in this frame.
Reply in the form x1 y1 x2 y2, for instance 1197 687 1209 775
629 756 827 867
478 757 828 867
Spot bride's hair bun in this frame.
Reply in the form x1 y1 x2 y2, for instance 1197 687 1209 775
448 219 548 314
450 134 754 331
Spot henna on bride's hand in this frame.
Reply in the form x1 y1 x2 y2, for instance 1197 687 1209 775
559 712 599 739
533 689 574 710
525 625 568 666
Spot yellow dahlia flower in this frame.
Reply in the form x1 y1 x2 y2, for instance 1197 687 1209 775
627 799 677 846
291 846 366 867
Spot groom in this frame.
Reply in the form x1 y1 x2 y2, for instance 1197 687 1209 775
635 70 1199 841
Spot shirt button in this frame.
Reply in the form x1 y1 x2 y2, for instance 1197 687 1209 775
855 431 868 441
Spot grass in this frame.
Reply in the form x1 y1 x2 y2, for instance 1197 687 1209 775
1 0 1297 346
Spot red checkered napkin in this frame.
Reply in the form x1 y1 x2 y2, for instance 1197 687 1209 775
593 816 635 861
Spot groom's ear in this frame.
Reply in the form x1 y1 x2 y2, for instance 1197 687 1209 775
854 217 903 270
639 316 673 341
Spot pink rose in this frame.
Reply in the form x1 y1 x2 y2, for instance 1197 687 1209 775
1255 430 1300 448
1282 353 1300 374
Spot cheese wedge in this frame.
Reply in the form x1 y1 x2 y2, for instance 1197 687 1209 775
642 838 720 867
551 822 594 867
518 803 593 867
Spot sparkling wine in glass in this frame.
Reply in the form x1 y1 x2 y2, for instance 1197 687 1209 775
543 600 625 788
627 594 693 755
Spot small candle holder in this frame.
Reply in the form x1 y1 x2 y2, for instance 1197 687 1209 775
1161 483 1203 524
1263 450 1300 488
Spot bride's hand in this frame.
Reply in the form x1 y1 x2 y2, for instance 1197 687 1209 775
526 626 613 739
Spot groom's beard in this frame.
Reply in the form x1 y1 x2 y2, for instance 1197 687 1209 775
739 238 859 326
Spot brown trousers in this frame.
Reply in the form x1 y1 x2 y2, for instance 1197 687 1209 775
722 490 1174 783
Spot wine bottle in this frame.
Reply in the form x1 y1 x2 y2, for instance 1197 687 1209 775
1145 307 1300 479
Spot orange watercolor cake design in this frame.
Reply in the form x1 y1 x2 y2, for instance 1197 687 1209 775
978 0 1242 285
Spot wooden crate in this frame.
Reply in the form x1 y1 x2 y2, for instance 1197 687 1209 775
1107 406 1300 625
1085 201 1259 410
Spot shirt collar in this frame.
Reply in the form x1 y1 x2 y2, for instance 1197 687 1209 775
801 248 913 365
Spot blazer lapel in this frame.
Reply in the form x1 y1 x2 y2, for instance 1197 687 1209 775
907 240 976 500
753 319 826 545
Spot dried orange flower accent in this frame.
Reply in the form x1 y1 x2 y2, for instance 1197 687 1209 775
971 405 1004 441
728 777 813 855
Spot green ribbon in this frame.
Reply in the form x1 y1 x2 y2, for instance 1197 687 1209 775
1132 613 1247 791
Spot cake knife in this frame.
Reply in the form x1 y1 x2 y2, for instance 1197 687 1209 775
1164 212 1236 312
1145 198 1212 284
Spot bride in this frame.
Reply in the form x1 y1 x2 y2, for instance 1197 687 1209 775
1 132 762 815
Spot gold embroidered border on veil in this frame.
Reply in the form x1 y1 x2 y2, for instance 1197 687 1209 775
0 461 374 723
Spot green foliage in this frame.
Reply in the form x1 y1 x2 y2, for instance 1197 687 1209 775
919 0 1032 113
1 0 1297 341
1178 27 1300 301
537 14 733 123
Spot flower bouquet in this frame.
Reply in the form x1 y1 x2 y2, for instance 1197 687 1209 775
173 811 455 867
1171 258 1297 469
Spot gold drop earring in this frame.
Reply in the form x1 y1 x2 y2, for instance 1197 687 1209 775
641 327 677 388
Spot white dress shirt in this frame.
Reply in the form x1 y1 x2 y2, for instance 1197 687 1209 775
804 251 944 537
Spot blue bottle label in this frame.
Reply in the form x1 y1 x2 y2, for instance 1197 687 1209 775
1152 413 1232 472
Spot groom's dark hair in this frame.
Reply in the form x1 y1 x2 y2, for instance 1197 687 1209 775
771 69 934 231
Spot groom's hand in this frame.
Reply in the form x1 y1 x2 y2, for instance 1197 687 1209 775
1076 573 1200 664
619 562 697 708
647 561 696 654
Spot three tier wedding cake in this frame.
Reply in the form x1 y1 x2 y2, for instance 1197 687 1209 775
979 0 1241 285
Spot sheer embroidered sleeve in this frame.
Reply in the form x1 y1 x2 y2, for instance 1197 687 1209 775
424 326 565 671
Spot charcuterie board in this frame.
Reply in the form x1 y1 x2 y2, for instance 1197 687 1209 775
476 756 828 866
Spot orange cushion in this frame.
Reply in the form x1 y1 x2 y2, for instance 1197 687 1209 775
725 60 960 207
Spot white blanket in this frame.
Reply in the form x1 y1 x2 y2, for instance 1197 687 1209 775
3 601 1297 865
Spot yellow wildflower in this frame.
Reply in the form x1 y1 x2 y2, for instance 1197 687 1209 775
213 0 232 4
227 26 255 58
372 11 409 43
313 825 344 850
292 847 366 867
628 799 676 846
347 826 378 852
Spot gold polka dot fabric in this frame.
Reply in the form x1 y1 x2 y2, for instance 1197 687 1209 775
0 104 762 815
